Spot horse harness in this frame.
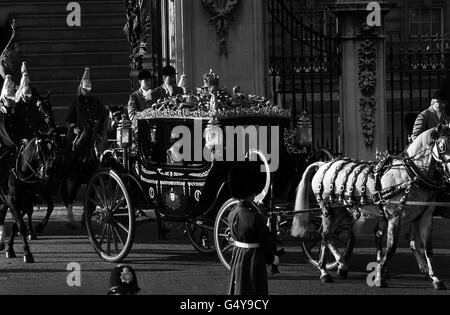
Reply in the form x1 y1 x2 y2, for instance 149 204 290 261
315 154 446 220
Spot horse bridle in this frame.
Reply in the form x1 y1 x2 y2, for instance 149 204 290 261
15 138 56 184
431 136 450 182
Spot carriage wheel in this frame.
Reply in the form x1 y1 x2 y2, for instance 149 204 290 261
214 198 239 270
185 218 216 255
300 213 355 270
84 169 135 263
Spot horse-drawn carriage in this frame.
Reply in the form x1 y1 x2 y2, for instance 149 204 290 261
83 74 355 272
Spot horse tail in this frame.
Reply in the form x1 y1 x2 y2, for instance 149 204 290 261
291 162 324 238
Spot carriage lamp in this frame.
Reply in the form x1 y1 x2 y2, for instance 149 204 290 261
204 118 223 157
117 114 133 148
296 111 313 148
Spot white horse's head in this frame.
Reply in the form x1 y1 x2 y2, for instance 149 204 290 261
430 124 450 181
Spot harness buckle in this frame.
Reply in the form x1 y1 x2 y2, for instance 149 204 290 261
372 192 387 206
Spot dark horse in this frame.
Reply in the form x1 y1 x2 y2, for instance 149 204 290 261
0 135 56 262
61 119 104 229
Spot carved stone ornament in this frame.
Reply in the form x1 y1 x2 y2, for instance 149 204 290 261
358 39 377 146
201 0 241 57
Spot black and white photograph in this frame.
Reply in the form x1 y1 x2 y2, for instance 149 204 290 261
0 0 449 301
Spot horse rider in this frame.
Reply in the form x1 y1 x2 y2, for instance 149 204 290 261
13 67 51 143
0 74 17 248
127 69 154 123
65 67 108 158
411 88 449 141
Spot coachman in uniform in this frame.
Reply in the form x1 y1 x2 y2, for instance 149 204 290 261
127 69 153 122
411 88 449 141
151 65 183 101
227 162 279 296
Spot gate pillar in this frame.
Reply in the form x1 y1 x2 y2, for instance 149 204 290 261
329 1 395 160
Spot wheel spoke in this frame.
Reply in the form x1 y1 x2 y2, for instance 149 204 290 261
112 222 126 247
111 198 126 214
111 183 121 210
116 221 129 234
113 212 131 217
97 224 107 246
110 224 119 254
106 224 111 255
111 222 126 246
92 184 107 208
222 244 233 252
98 177 112 209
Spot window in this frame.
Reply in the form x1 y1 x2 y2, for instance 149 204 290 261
409 8 443 37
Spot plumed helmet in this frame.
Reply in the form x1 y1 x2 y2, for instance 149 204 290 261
1 74 17 101
79 67 92 94
107 265 140 295
15 71 32 101
21 61 28 75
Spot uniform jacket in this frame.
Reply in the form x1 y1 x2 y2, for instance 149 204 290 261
151 84 184 102
411 106 450 141
65 95 107 133
127 88 153 122
227 201 275 296
13 98 50 142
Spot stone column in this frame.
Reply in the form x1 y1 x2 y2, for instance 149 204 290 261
178 0 268 96
329 1 395 160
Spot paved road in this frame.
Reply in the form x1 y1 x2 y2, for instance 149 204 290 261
0 207 450 295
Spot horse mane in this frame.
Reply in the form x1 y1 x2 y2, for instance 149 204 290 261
408 125 450 156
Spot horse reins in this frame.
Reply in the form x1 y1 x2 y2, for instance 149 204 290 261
13 138 54 184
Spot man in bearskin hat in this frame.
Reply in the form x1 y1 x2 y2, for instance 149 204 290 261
411 85 450 141
227 161 279 295
107 265 140 295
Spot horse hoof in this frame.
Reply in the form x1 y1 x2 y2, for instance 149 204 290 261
337 268 349 279
35 224 44 234
28 234 37 241
23 253 34 264
374 279 388 288
0 243 4 251
320 274 334 284
433 281 447 291
6 250 16 259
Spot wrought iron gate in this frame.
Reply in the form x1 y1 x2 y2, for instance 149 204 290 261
386 35 450 153
268 0 341 154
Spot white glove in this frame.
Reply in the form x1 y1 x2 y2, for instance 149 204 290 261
273 255 280 266
0 106 7 114
144 89 153 101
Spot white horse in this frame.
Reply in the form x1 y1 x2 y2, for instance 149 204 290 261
291 125 450 290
